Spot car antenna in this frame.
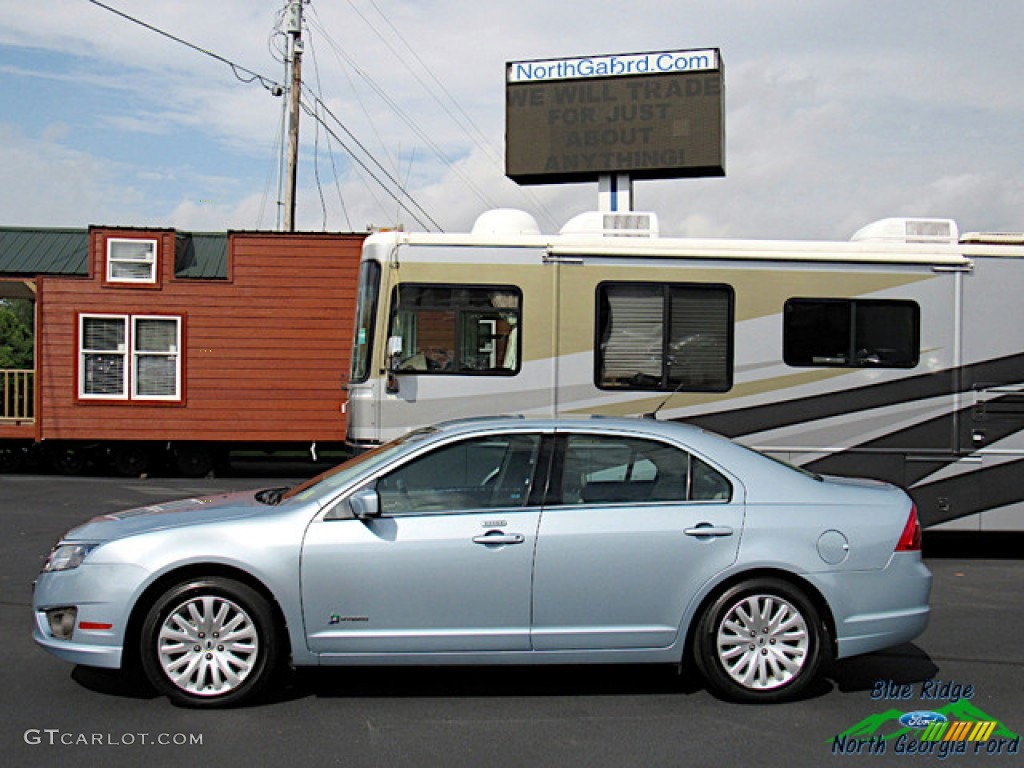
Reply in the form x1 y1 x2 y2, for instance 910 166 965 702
643 363 687 420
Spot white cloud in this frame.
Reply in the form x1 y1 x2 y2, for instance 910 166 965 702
1 0 1023 238
168 193 278 232
0 123 144 226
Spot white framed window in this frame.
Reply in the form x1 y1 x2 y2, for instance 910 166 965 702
80 314 128 398
106 238 158 284
79 314 182 401
132 316 181 399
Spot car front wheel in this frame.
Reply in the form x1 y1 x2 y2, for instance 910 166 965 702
694 578 826 703
140 577 280 707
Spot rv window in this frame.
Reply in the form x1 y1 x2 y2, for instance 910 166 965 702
389 285 521 375
596 282 733 392
783 299 919 368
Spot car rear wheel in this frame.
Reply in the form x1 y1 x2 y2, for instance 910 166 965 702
694 578 825 703
140 577 280 708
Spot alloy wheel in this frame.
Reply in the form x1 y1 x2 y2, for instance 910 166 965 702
715 593 809 691
156 594 260 697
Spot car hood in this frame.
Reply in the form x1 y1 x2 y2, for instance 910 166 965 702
63 489 274 543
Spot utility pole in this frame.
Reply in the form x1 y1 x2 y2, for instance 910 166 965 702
283 0 304 232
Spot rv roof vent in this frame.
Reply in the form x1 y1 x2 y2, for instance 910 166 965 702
850 217 959 244
471 209 541 236
960 231 1024 245
560 211 660 238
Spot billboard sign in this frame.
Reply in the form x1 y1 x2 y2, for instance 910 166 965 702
506 48 724 185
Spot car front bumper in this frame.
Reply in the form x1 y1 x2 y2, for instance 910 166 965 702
32 617 123 668
32 562 148 670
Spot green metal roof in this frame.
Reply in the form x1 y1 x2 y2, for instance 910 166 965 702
175 233 228 279
0 227 88 275
0 228 228 279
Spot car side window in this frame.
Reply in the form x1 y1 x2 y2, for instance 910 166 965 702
557 434 731 505
376 434 542 515
691 455 732 501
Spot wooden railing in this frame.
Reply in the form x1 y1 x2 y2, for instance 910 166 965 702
1 369 34 422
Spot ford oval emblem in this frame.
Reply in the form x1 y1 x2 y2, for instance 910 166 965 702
899 711 948 729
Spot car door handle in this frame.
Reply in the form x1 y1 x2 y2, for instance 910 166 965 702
684 524 734 538
472 532 525 546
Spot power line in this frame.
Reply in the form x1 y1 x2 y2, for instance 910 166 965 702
298 95 440 231
83 0 445 231
355 0 502 169
305 32 353 230
351 0 559 231
258 57 291 231
85 0 283 94
305 8 499 213
302 86 440 228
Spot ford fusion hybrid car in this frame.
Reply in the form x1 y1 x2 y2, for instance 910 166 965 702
33 416 931 707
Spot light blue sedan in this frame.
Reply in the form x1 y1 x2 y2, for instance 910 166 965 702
33 416 931 707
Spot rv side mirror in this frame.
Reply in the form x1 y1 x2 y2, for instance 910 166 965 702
348 486 381 520
386 336 403 368
385 336 403 393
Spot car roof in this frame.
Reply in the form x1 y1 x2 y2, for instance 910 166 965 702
430 414 713 442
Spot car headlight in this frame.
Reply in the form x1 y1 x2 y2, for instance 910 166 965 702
42 543 99 573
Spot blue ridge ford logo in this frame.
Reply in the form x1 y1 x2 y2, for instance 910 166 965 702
899 711 948 729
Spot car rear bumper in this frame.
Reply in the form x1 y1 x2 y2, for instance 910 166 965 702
816 552 932 659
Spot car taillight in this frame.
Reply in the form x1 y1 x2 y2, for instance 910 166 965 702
895 504 922 552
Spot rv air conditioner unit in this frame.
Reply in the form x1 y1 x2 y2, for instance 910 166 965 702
851 217 959 244
560 211 660 238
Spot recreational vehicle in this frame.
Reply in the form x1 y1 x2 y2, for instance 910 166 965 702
344 209 1024 531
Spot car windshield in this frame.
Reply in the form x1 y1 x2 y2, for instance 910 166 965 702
281 427 438 502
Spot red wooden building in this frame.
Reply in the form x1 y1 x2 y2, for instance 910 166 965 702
0 226 365 474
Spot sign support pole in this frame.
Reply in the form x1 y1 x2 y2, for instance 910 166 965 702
599 174 633 212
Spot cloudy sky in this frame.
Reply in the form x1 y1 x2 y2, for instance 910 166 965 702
1 0 1022 240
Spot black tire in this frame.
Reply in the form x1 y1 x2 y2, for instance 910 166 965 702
48 443 88 475
140 577 281 708
109 443 153 477
0 446 25 473
694 578 826 703
174 444 214 478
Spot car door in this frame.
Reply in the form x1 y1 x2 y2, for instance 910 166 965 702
531 430 744 651
301 431 545 656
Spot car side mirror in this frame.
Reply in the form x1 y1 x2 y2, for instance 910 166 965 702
348 486 381 520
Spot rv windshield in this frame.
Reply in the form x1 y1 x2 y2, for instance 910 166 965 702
350 260 381 383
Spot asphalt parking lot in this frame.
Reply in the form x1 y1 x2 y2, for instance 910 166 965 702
1 466 1021 768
